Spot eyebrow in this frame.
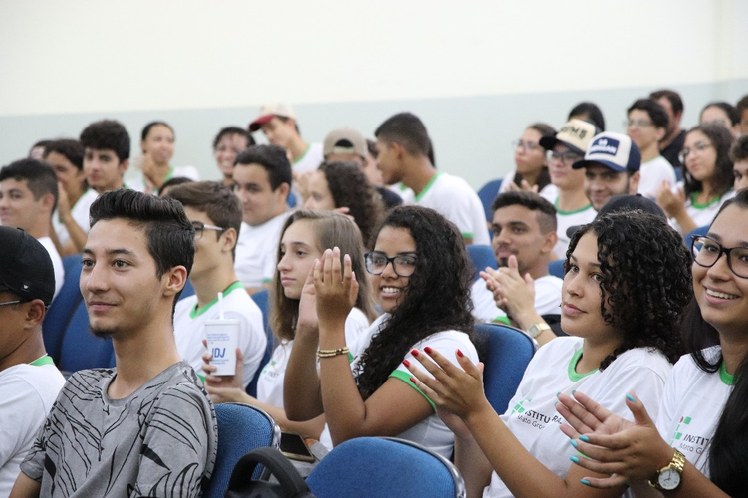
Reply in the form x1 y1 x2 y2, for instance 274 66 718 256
568 253 601 268
705 233 748 247
82 248 138 258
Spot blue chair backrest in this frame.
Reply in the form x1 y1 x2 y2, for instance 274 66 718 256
477 178 502 223
204 402 281 498
58 301 115 373
43 255 84 363
245 289 275 397
684 224 708 248
475 323 536 415
548 258 566 279
307 437 465 498
466 244 498 281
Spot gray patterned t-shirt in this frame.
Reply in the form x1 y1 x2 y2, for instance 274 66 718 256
21 362 217 497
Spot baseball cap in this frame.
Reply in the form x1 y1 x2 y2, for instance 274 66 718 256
572 131 641 173
248 104 297 132
323 127 367 159
0 226 55 306
539 119 597 155
565 194 666 238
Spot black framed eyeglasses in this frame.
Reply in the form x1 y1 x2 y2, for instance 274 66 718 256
191 221 225 240
691 235 748 279
364 251 417 277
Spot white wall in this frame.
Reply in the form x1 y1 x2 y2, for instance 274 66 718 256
1 0 746 187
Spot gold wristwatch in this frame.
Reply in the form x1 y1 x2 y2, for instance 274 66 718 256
526 322 551 339
649 448 685 491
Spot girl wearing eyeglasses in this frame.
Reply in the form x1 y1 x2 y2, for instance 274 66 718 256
405 211 691 498
283 205 478 458
203 210 375 436
656 124 735 235
557 189 748 497
499 123 557 196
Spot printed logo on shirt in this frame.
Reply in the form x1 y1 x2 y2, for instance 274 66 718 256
510 399 564 430
670 415 711 457
510 399 531 415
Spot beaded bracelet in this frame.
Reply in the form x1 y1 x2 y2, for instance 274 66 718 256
317 347 349 359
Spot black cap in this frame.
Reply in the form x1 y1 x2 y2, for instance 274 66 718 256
0 226 55 306
566 194 666 239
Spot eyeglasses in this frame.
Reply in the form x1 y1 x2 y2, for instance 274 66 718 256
364 251 417 277
678 141 713 163
691 235 748 279
512 140 543 152
624 119 654 129
191 221 225 240
546 150 582 165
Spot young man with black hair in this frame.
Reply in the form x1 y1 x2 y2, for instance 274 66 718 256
472 191 561 346
232 144 292 293
626 98 677 198
0 159 64 299
0 227 65 496
374 112 489 244
167 181 267 388
12 189 217 497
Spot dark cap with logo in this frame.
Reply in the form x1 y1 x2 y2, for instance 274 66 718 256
565 194 666 238
0 226 55 306
572 131 641 173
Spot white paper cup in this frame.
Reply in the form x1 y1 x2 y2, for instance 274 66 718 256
205 319 239 376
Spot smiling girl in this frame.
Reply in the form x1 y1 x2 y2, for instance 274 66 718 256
284 206 478 458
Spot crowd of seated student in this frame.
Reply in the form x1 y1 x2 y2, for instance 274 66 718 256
3 89 747 496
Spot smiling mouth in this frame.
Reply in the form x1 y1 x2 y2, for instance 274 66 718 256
705 288 739 300
380 287 402 297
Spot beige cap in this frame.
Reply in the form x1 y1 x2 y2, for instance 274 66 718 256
323 127 367 159
248 104 297 131
539 119 597 155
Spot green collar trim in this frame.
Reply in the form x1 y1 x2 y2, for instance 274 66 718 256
415 172 442 201
720 361 736 385
292 144 311 165
189 281 245 319
555 198 594 215
30 355 54 367
689 191 726 209
568 348 599 382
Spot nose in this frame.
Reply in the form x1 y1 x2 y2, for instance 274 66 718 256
494 227 511 246
704 252 732 281
81 261 108 294
277 253 290 272
563 270 582 297
380 260 398 279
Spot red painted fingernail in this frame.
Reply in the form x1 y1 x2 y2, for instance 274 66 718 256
424 346 433 355
410 377 417 383
411 349 419 357
456 349 464 358
402 359 410 368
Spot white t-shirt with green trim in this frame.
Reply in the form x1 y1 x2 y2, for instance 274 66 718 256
551 198 596 259
400 172 490 245
319 314 479 459
484 337 672 498
0 360 65 497
256 307 371 408
674 189 735 234
234 212 289 289
470 274 562 324
654 347 733 478
52 187 98 248
173 282 266 388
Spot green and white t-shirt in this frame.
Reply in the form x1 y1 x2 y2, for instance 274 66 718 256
655 346 733 478
484 337 672 498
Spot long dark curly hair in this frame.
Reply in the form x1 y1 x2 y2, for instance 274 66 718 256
354 206 475 398
565 211 692 369
319 161 385 248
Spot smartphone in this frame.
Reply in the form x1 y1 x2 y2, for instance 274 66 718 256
280 431 315 463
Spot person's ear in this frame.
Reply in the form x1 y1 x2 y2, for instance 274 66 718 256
24 299 46 329
119 159 129 175
220 227 238 253
629 171 641 194
277 182 290 201
655 126 666 142
163 265 188 297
